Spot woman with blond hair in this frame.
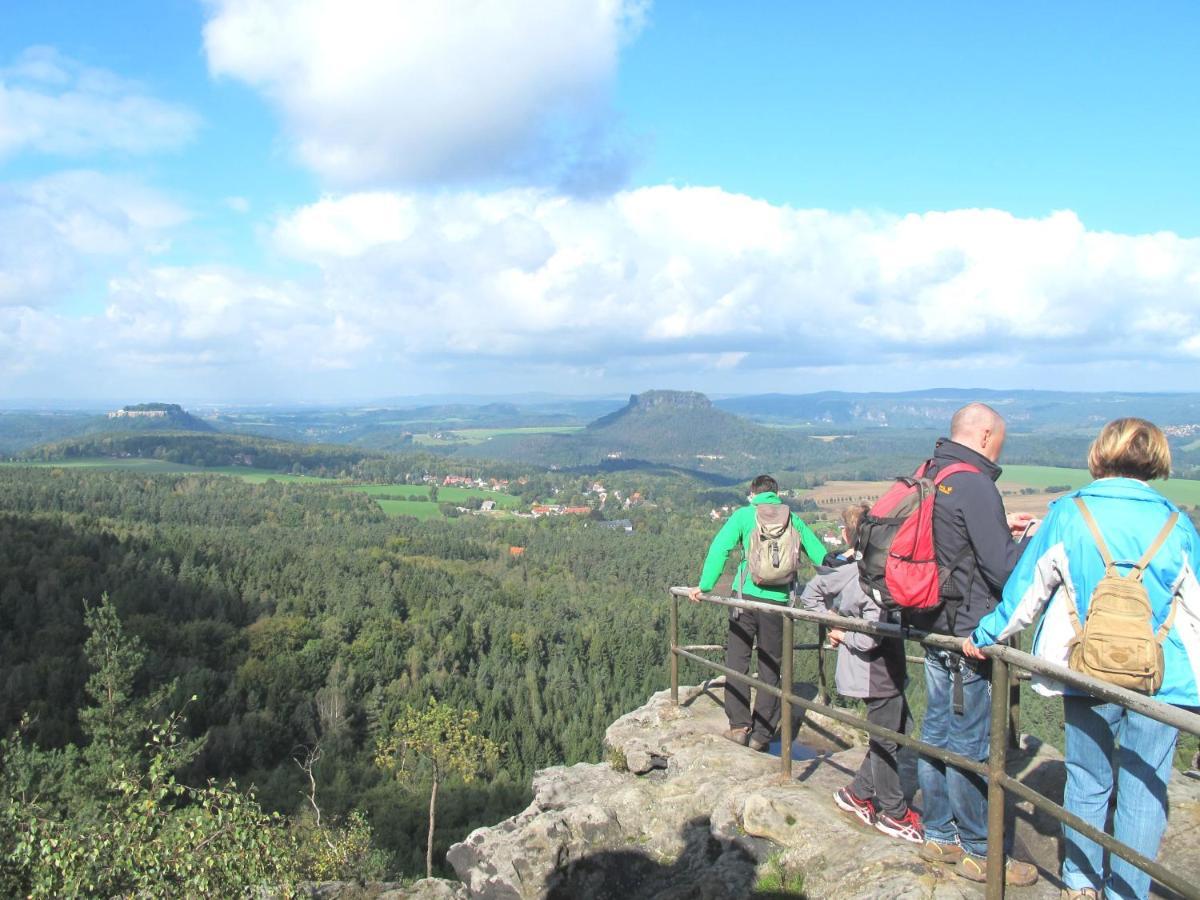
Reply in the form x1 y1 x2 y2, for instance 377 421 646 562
963 417 1200 900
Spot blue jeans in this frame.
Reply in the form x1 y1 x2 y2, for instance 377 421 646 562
1061 695 1179 900
917 649 992 858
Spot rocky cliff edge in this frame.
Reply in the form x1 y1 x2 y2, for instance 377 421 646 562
323 680 1200 899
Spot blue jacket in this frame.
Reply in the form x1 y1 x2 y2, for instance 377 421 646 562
971 478 1200 707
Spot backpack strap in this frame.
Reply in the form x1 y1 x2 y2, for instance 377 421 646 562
1073 498 1116 572
926 461 981 485
1157 595 1179 643
1132 512 1179 578
1074 498 1178 582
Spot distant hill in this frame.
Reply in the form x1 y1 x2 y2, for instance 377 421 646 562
715 389 1200 430
463 390 839 478
98 403 215 433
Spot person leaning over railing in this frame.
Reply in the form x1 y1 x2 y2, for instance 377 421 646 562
963 417 1200 900
797 503 924 844
907 403 1039 886
687 474 827 752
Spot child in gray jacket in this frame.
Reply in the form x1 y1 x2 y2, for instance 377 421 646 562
798 504 922 843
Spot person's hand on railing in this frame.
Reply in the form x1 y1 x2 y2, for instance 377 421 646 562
961 635 987 660
687 587 704 604
827 628 845 648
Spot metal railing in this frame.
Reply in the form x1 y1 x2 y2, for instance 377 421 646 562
667 587 1200 900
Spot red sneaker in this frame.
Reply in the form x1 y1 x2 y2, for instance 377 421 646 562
833 787 876 826
875 808 924 843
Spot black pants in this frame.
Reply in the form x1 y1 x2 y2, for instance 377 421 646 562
724 605 783 743
849 693 909 818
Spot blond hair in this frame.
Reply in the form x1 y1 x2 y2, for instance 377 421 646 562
1088 418 1171 481
841 503 871 538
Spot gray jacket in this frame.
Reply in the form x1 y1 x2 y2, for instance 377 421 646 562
799 560 906 699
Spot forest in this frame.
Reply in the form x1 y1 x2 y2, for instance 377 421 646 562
1 442 1198 893
0 464 729 889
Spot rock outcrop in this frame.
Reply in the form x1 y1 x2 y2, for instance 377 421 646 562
442 681 1200 899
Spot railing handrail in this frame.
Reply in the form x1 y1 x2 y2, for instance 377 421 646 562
666 586 1200 900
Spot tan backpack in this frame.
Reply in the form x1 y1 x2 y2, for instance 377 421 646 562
1065 498 1179 694
747 503 801 586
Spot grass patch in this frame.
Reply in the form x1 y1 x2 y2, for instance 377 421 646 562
0 459 317 482
348 484 521 508
1001 465 1200 508
753 853 807 898
411 425 583 446
373 499 444 520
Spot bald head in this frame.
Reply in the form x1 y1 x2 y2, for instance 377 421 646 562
950 402 1007 462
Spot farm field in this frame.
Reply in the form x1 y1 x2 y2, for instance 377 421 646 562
347 483 522 509
0 459 319 483
1000 465 1200 509
372 498 444 520
799 467 1200 518
0 459 527 519
411 425 583 446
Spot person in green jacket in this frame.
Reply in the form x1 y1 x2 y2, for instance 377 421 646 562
688 475 826 751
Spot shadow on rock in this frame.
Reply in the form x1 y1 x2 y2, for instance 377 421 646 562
544 816 792 900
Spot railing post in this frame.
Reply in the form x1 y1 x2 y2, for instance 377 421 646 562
1007 636 1021 750
816 623 829 705
670 591 679 704
986 654 1010 900
780 614 794 779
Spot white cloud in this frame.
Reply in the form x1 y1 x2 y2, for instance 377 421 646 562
0 46 200 159
8 185 1200 399
0 171 189 308
202 0 645 190
267 186 1200 368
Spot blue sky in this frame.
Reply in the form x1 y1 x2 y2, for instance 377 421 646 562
2 1 1199 404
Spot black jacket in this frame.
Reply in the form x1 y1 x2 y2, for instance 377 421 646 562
911 439 1028 637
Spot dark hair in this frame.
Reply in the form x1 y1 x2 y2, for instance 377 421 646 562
749 475 778 495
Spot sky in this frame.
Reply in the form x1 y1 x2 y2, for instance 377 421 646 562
2 0 1199 405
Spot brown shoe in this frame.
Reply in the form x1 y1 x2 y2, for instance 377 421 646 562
722 726 750 746
1060 888 1099 899
748 736 771 752
955 854 1038 887
918 839 965 865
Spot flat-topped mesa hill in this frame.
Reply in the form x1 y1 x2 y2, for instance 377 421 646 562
101 402 214 433
474 390 809 476
326 683 1200 900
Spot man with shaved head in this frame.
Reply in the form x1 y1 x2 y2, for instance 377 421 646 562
913 402 1039 886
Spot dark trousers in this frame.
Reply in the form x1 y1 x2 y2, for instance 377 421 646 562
850 693 909 818
724 605 783 743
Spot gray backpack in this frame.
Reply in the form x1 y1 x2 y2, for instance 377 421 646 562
747 504 801 586
1065 498 1179 694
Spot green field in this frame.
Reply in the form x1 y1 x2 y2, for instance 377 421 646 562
1 459 334 484
1 459 526 518
373 498 444 520
1001 465 1200 507
411 425 583 446
348 483 522 509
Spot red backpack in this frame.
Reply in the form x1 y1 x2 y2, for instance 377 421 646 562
855 460 979 612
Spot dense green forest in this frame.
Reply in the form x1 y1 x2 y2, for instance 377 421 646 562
0 465 731 881
2 445 1197 890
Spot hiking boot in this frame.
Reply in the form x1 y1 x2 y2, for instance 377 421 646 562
874 808 924 843
833 787 877 826
722 726 750 746
918 839 965 865
955 854 1039 886
748 735 771 752
1060 888 1099 899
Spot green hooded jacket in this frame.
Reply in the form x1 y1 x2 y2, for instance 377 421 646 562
697 492 827 602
